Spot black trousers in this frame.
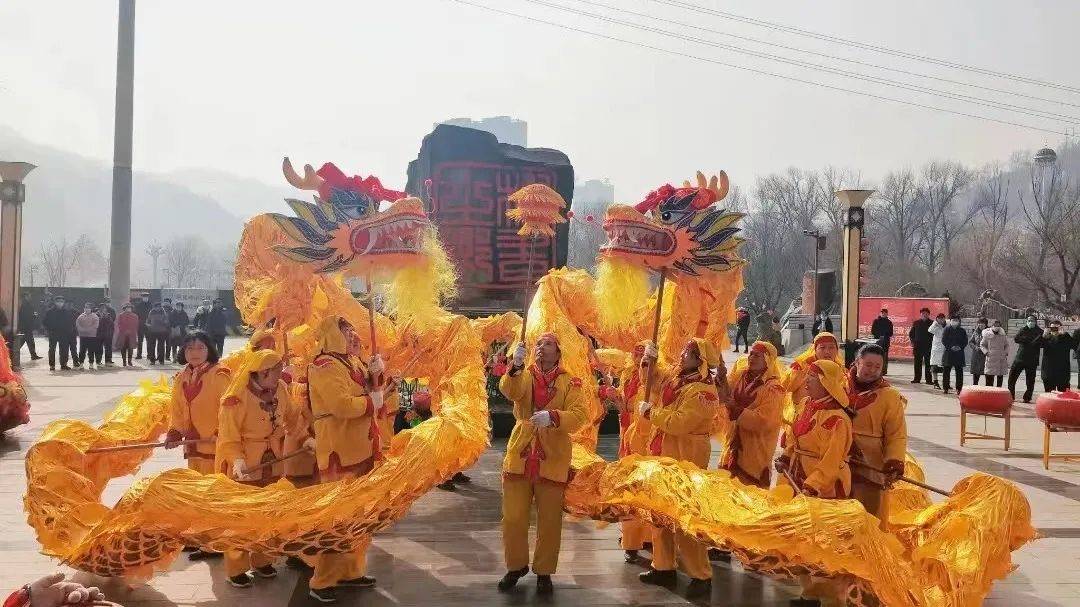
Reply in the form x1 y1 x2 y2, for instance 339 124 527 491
1043 375 1071 393
974 374 1004 387
211 333 226 358
942 365 963 392
136 325 146 358
95 333 113 364
47 335 71 368
913 345 932 382
1008 363 1038 402
146 332 168 363
18 331 38 357
881 344 890 375
733 326 750 351
78 336 98 364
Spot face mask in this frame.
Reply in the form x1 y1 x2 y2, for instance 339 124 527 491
55 302 64 308
993 326 1002 333
1027 321 1037 328
949 320 960 327
1050 327 1060 333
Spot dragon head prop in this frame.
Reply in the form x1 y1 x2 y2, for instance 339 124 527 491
270 158 431 276
599 171 743 276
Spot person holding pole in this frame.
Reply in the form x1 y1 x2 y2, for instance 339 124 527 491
845 343 907 523
164 330 231 560
496 332 589 596
636 337 718 600
216 349 290 588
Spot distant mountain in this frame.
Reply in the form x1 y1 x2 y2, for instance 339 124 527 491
163 167 294 221
0 126 245 262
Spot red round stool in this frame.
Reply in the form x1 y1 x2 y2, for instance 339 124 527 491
1035 391 1080 469
958 386 1013 450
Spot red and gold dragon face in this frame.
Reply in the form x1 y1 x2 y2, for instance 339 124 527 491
271 158 430 275
600 172 744 276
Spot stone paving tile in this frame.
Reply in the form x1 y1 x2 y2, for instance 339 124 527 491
2 341 1080 605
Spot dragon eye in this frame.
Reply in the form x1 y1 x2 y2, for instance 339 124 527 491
661 211 671 221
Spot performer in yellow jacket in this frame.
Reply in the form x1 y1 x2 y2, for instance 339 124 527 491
305 316 384 603
216 349 292 588
781 332 843 417
846 343 907 522
496 332 589 596
636 337 718 600
719 341 785 489
164 330 232 560
611 341 653 563
775 359 853 499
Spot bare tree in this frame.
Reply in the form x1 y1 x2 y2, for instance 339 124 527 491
163 235 211 288
68 235 107 286
917 161 975 273
37 238 79 287
963 165 1011 288
738 193 806 313
1001 162 1080 311
870 168 927 266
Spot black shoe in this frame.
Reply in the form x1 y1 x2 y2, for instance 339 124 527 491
686 578 711 599
910 379 920 384
452 472 471 483
641 541 653 552
286 555 311 571
933 381 941 389
732 347 739 353
1024 397 1032 404
31 356 42 360
638 569 677 589
536 575 554 595
308 587 337 603
188 549 221 560
708 548 731 562
497 567 529 592
943 389 950 395
790 599 821 607
49 366 55 371
338 575 376 588
624 550 639 563
60 365 71 370
253 564 277 578
227 573 254 588
437 480 456 491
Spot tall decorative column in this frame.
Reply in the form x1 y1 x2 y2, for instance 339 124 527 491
836 189 874 365
0 161 37 368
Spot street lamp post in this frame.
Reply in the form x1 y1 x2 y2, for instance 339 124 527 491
802 228 824 318
0 161 37 368
836 188 875 365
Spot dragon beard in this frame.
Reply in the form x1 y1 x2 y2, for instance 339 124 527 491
594 256 651 333
379 227 459 322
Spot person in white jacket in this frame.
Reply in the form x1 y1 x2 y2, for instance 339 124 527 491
980 319 1010 387
927 313 947 389
75 303 100 370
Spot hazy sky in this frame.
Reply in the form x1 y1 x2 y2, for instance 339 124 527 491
2 0 1078 207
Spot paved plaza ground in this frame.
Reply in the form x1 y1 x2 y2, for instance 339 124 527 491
1 337 1079 606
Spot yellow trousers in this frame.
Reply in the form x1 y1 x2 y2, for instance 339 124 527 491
225 551 274 577
852 480 889 528
502 477 565 576
186 457 215 474
652 528 711 580
621 520 652 551
308 468 370 590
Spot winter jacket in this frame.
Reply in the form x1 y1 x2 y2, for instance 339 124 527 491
146 307 170 333
871 317 894 348
75 312 100 338
115 311 140 346
1073 328 1080 361
204 307 227 335
133 299 152 324
980 327 1010 376
928 322 946 366
908 318 933 349
736 311 751 330
968 326 987 376
17 302 38 332
169 309 190 332
812 316 833 336
1012 325 1044 367
42 306 75 338
1038 332 1075 382
942 325 968 368
96 309 115 339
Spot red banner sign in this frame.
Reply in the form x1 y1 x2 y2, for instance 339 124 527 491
858 296 950 360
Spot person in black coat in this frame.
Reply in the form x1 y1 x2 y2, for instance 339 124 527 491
17 292 42 360
908 308 933 384
42 296 74 370
205 299 228 356
870 308 894 375
1038 320 1075 392
940 315 967 394
132 293 152 360
1008 315 1044 403
811 311 833 337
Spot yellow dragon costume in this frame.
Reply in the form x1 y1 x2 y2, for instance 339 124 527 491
21 161 1035 606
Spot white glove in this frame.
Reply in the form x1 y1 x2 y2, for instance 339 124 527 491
232 459 249 481
369 388 385 411
302 437 316 451
368 353 385 376
638 401 651 416
530 410 553 428
513 343 526 367
643 342 658 361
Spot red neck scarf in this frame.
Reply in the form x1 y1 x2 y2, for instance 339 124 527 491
531 363 561 410
792 395 843 437
182 363 211 402
846 367 887 411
